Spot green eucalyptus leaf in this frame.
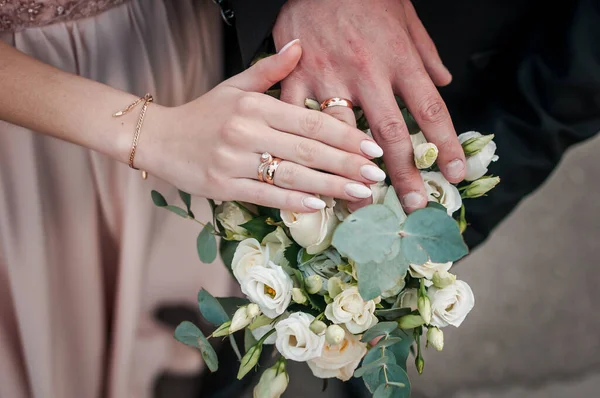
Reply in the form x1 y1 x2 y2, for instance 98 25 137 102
426 201 447 212
240 216 276 242
178 190 192 215
384 364 411 396
332 205 401 264
219 239 239 271
361 349 397 393
383 188 407 224
166 205 190 218
354 356 389 378
400 207 468 265
361 322 398 343
257 206 281 222
355 253 410 301
283 242 302 268
375 307 412 321
370 337 403 350
229 334 242 361
197 289 229 325
174 321 218 372
374 384 398 398
197 223 217 263
151 190 168 207
244 328 258 352
217 297 250 319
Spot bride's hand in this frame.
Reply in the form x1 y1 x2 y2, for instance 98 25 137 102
138 40 386 212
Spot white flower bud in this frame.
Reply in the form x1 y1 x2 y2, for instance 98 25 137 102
398 314 425 329
461 133 495 157
305 275 323 295
418 296 432 325
230 306 253 333
212 320 232 337
309 319 327 335
461 176 501 199
247 303 261 319
254 359 289 398
427 327 444 351
325 324 346 346
458 132 499 181
292 288 308 304
432 270 457 289
414 143 439 169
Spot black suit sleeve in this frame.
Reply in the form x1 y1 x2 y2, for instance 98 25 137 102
229 0 288 66
462 0 600 248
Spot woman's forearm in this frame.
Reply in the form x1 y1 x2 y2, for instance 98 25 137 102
0 41 162 164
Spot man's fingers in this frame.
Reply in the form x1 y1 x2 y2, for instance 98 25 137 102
315 87 357 127
393 67 465 184
404 1 452 87
280 77 314 107
358 84 428 213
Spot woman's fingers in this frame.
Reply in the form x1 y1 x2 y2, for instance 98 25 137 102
256 94 383 159
239 154 373 202
245 128 386 185
228 178 327 213
226 39 302 93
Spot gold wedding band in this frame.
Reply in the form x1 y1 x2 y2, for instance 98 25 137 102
264 157 283 185
257 152 273 182
320 97 354 111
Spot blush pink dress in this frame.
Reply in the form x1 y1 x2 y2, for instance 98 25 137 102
0 1 235 397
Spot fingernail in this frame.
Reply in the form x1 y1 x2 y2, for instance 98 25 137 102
360 140 384 158
303 196 326 210
445 158 465 179
345 183 372 199
360 165 386 182
402 192 427 209
278 39 300 54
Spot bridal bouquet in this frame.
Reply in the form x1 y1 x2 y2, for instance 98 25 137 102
151 101 500 397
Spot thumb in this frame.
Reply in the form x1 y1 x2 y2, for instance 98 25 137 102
226 39 301 92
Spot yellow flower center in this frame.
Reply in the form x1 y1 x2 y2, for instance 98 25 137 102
264 285 277 298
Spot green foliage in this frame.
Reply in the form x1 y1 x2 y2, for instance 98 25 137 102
361 322 398 343
375 308 411 321
240 216 277 242
219 239 239 271
401 108 420 135
400 208 468 265
197 289 230 326
354 254 409 301
283 242 302 268
178 190 193 217
383 188 407 223
174 321 218 372
332 205 401 264
197 223 217 263
217 297 249 319
257 206 281 222
151 190 168 206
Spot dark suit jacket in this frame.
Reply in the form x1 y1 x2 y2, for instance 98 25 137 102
221 0 600 249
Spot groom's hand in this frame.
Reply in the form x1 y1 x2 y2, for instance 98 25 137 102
273 0 466 212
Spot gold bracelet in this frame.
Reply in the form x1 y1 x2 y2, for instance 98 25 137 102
113 93 154 180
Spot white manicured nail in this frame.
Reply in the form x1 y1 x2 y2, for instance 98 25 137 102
360 165 386 182
303 196 326 210
360 140 384 158
278 39 300 54
345 183 372 199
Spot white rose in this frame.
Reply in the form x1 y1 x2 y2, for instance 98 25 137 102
458 131 499 181
371 181 389 205
429 280 475 328
215 201 252 240
263 227 292 267
307 328 367 381
241 261 293 319
275 312 325 362
409 261 453 280
232 238 269 282
393 288 418 310
325 286 378 334
421 171 462 215
281 196 339 255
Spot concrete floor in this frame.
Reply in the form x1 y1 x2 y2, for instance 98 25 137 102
157 133 600 397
